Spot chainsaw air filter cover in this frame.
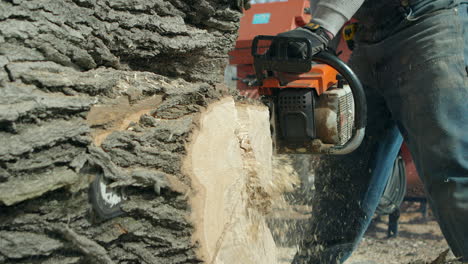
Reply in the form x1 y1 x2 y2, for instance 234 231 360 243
277 89 316 142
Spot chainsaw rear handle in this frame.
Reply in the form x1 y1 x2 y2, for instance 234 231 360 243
252 35 367 155
252 35 315 78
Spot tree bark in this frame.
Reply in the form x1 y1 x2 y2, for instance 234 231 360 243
0 1 299 263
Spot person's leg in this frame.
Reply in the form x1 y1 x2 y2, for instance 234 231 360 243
378 5 468 259
292 46 403 264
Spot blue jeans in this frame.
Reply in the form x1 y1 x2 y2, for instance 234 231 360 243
293 2 468 263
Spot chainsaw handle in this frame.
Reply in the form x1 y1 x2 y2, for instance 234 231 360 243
312 51 367 154
312 51 366 130
251 35 315 84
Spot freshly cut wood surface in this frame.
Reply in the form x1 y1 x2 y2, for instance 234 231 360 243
187 97 278 264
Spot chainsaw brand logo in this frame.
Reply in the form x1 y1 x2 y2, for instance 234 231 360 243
252 13 271 24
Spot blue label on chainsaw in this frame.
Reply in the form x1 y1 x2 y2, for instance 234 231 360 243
252 13 271 24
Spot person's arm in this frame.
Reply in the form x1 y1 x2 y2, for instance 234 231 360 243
276 0 365 58
310 0 364 36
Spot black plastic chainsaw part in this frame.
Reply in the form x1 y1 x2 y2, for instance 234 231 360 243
251 35 314 83
277 89 316 142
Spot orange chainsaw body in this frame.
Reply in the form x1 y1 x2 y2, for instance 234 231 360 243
258 64 338 96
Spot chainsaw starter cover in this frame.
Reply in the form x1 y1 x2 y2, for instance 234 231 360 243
277 89 316 142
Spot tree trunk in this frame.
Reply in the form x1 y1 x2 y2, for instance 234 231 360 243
0 1 296 263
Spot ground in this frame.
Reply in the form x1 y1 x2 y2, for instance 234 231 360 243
345 202 453 264
274 201 461 264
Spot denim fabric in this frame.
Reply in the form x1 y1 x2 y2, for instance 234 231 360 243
355 0 460 42
374 5 468 259
293 2 468 263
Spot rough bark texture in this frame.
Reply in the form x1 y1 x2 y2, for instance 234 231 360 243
0 1 246 263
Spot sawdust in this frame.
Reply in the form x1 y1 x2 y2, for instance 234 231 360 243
266 155 319 258
270 199 467 264
244 154 299 215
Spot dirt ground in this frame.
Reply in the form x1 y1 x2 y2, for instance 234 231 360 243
345 201 454 264
274 201 462 264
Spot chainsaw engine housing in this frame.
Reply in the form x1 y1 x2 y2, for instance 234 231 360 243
273 84 354 153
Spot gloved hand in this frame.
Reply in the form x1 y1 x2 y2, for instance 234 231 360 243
275 23 332 59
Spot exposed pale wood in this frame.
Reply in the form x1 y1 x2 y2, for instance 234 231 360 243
186 97 279 264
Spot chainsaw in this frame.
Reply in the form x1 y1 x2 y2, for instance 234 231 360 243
251 35 367 154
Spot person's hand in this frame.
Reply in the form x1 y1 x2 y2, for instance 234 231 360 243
275 23 332 59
